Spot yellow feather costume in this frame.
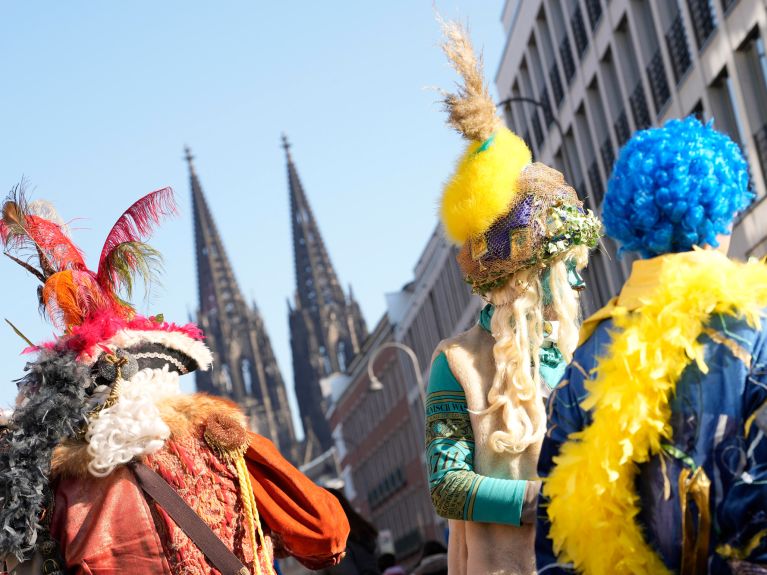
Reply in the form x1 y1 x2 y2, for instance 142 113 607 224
544 249 767 574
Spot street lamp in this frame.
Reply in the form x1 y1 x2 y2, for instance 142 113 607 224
496 96 573 182
367 342 427 408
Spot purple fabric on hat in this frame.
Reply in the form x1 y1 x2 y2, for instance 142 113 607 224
483 195 534 261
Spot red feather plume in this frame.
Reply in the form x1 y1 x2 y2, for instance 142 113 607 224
96 188 177 285
25 215 86 271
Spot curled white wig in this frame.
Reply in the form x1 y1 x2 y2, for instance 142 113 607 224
85 365 180 477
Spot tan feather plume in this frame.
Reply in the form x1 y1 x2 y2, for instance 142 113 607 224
440 19 501 142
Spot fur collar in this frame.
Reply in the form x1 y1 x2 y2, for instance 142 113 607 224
50 393 245 479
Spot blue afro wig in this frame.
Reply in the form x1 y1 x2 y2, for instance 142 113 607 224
603 116 753 258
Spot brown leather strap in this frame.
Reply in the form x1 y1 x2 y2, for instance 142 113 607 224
129 461 249 575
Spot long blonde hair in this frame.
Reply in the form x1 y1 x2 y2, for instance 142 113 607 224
481 246 588 454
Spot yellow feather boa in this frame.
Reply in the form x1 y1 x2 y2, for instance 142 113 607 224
544 250 767 574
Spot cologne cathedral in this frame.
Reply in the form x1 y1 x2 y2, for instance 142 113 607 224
283 137 367 460
188 140 366 461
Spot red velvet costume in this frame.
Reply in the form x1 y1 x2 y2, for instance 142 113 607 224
50 396 349 574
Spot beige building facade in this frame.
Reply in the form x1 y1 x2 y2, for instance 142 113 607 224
496 0 767 312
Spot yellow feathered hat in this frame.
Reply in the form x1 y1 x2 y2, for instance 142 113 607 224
438 21 600 293
439 21 531 245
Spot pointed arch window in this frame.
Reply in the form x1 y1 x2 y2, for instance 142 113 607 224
337 341 347 372
220 363 233 393
318 345 332 375
241 358 253 395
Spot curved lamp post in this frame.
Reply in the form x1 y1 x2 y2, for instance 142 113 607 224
367 341 427 408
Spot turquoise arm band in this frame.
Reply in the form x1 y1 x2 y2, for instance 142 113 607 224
425 352 528 526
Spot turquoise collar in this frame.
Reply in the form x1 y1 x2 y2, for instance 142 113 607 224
479 304 494 332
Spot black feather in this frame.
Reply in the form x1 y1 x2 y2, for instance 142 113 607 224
0 351 90 561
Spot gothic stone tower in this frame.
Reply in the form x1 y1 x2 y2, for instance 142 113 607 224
284 136 368 458
187 147 296 457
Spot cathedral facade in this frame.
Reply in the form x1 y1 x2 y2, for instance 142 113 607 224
284 137 367 460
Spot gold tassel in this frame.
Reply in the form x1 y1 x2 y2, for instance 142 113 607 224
235 456 273 575
203 413 274 575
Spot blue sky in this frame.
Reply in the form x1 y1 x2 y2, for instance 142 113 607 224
0 2 505 434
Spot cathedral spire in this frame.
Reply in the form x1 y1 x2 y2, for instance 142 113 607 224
188 147 296 457
285 137 367 457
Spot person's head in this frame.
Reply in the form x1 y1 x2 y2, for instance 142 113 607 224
325 487 378 544
378 552 397 570
437 22 601 454
421 540 447 558
604 116 753 258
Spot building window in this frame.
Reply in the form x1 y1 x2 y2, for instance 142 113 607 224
549 0 575 85
587 160 604 205
665 11 693 82
536 7 564 107
519 61 544 155
560 36 577 84
708 67 745 146
241 358 253 395
318 345 332 375
600 137 615 176
686 0 717 50
690 99 704 120
337 341 347 372
585 0 603 31
629 83 652 130
737 31 767 195
540 86 555 127
614 109 631 147
586 77 613 175
531 111 545 150
563 129 584 191
570 2 589 58
646 48 671 113
220 363 233 394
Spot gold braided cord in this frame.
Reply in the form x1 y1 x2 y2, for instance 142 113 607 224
235 455 273 575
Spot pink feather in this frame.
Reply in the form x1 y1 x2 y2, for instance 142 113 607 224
96 188 177 282
41 311 206 357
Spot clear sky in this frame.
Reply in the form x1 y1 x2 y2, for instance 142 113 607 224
0 1 506 434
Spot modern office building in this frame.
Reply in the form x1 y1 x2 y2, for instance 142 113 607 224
496 0 767 312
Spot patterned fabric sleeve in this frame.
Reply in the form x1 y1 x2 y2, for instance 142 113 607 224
425 352 528 526
716 326 767 568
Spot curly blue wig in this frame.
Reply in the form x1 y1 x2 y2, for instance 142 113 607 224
603 116 753 258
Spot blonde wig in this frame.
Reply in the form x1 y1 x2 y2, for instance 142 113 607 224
480 245 588 454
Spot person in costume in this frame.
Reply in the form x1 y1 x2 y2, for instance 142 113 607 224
424 22 601 575
0 187 349 575
536 117 767 575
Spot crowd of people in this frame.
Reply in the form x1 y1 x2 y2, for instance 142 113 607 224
318 489 446 575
